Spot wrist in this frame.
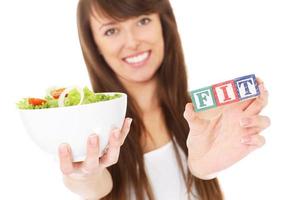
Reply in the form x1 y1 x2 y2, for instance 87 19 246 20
63 168 113 199
188 158 218 180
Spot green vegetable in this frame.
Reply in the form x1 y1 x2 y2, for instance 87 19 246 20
17 86 122 110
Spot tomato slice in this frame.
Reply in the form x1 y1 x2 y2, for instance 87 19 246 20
51 88 66 99
28 98 47 106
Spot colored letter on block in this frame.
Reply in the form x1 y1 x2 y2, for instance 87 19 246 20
234 74 260 100
190 74 260 112
190 86 217 112
212 80 239 106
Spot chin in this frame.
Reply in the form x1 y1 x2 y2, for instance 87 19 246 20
124 73 158 85
132 76 155 83
117 66 160 85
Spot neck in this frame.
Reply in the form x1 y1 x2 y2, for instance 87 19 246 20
120 75 170 149
120 76 160 114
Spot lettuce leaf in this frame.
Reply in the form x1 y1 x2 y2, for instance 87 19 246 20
17 86 122 110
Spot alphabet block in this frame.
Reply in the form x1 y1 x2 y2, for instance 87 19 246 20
190 74 260 112
190 86 217 112
234 74 260 100
212 80 239 106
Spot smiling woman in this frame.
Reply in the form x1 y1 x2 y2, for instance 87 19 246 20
54 0 270 200
4 0 300 199
73 1 225 200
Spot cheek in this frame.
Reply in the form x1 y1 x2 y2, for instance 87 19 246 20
98 40 124 66
99 40 121 56
151 32 164 60
145 28 163 45
147 25 164 52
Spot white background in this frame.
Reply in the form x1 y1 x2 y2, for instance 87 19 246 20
0 0 299 199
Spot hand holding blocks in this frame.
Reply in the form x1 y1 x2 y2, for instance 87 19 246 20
190 74 260 112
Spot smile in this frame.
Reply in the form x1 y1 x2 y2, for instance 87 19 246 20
122 50 151 67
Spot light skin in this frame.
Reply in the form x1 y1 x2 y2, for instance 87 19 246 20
58 11 270 199
89 11 169 150
184 80 270 178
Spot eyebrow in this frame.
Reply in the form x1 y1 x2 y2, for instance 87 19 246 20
99 22 116 31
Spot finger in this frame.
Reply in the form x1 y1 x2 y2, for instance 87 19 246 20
232 98 254 111
105 118 132 149
256 77 264 85
98 118 132 168
119 118 133 145
183 103 197 121
99 143 120 168
244 127 261 136
240 115 271 129
58 143 74 175
108 129 123 148
82 134 100 173
241 134 266 147
183 103 209 132
244 83 269 115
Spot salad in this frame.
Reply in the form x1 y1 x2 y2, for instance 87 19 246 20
17 86 122 110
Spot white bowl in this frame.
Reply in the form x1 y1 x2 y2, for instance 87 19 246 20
18 92 127 162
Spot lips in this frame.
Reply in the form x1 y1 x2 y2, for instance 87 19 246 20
122 50 151 68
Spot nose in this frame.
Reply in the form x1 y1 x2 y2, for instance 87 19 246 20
124 29 141 50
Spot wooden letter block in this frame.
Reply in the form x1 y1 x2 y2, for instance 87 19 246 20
234 74 260 100
190 86 217 112
212 80 239 106
190 74 260 112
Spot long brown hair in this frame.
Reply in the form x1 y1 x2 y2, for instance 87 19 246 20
77 0 224 199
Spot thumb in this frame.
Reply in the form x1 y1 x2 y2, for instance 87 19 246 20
183 103 197 121
184 103 209 133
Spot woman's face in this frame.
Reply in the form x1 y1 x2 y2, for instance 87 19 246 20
90 12 164 85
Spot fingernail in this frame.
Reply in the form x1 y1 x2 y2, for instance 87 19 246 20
59 144 69 156
89 134 98 146
240 117 252 127
128 118 133 125
240 136 252 144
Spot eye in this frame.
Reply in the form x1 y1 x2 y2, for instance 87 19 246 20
138 17 151 26
104 28 118 36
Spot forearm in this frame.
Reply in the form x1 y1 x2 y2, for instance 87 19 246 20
63 168 113 199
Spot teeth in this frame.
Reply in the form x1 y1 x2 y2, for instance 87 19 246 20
125 52 149 64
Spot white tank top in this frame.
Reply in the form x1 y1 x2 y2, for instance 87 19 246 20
128 141 199 200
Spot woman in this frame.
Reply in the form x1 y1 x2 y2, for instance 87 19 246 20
58 0 270 199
